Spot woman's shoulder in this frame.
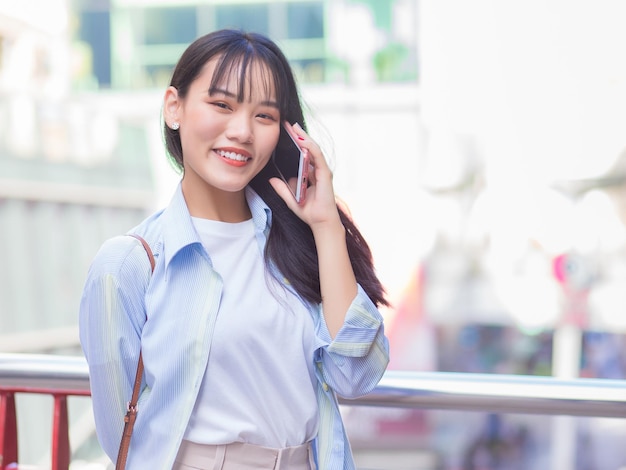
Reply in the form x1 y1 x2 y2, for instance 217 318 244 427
87 235 152 282
87 210 165 282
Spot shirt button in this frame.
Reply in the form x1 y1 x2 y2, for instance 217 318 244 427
322 382 329 392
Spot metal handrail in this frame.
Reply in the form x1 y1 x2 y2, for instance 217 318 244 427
0 353 625 417
0 327 80 354
1 353 625 469
342 370 626 418
0 353 89 394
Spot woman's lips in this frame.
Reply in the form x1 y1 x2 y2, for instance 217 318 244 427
215 148 251 167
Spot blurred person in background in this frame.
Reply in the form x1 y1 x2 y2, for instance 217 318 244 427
79 29 389 469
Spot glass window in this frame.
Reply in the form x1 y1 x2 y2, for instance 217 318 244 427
144 65 176 88
291 58 326 83
287 2 324 39
77 9 111 87
215 4 270 36
79 0 418 89
144 7 197 45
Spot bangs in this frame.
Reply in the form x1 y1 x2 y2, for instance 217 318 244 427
210 45 289 115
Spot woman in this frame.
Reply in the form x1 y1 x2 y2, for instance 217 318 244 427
79 29 389 469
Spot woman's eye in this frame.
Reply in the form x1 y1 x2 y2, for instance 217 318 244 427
258 113 276 121
212 101 231 110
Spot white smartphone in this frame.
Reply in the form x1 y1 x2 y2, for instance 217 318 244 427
274 122 310 203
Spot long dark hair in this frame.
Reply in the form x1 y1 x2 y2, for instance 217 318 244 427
165 29 388 307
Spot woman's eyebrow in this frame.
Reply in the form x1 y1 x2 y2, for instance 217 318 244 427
209 87 236 98
261 99 280 109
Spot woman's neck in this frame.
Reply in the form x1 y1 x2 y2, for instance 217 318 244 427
181 180 252 222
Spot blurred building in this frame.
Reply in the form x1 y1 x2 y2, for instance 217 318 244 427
0 2 421 464
0 0 421 352
0 0 153 352
71 0 418 90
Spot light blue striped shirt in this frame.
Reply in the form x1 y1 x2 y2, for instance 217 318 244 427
79 184 389 469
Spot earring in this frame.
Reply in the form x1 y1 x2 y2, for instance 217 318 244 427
171 122 180 130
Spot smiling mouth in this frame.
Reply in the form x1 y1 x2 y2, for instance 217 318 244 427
216 149 251 163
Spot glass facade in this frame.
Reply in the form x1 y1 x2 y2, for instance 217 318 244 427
70 0 419 90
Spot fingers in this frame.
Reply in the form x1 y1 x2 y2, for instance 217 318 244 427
269 177 300 211
287 122 331 174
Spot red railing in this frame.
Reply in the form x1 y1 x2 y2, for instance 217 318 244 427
1 388 90 470
0 354 90 470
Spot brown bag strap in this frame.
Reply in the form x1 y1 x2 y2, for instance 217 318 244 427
128 234 155 272
116 234 154 469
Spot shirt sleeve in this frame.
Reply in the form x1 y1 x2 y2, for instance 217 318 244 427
78 236 152 459
314 284 390 398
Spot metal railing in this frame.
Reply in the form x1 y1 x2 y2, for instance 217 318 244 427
0 354 90 470
1 353 625 469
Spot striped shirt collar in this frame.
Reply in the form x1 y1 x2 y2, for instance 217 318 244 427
160 183 271 271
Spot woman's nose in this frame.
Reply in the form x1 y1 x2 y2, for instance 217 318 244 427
225 114 254 143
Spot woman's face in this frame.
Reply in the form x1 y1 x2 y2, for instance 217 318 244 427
166 57 281 198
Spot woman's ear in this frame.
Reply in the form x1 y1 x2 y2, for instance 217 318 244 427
163 86 181 126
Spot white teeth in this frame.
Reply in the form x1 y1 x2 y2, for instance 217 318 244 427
217 150 249 162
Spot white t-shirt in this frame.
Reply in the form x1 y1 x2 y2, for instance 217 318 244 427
184 217 319 447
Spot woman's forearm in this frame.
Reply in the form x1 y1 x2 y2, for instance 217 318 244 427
312 219 357 338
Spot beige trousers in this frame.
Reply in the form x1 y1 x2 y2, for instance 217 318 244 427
173 440 316 470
